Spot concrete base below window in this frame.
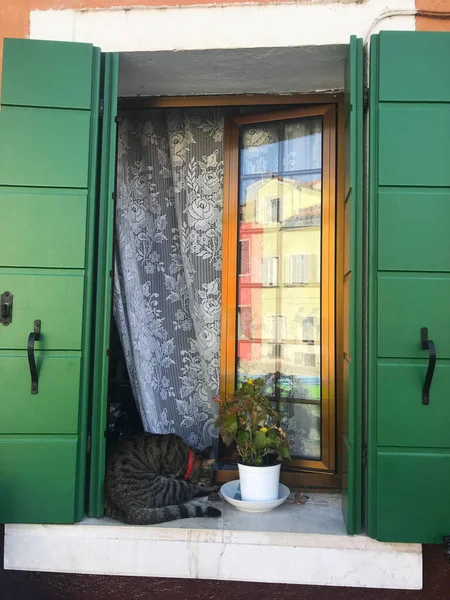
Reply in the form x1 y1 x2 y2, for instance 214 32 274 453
4 493 422 589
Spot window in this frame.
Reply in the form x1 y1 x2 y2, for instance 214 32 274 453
302 315 316 344
261 256 279 286
238 306 252 339
289 254 306 284
221 105 337 476
265 197 282 224
288 253 319 285
295 350 317 368
239 239 250 275
265 314 286 342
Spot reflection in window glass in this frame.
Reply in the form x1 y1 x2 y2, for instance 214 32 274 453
237 116 322 461
261 257 278 287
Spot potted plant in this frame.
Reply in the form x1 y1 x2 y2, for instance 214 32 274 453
215 377 291 502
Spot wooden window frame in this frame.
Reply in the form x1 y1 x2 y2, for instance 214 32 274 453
118 93 344 489
220 104 337 479
118 94 341 110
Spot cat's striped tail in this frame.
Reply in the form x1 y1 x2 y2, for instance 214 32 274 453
124 503 221 525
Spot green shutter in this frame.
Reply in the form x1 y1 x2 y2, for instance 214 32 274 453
367 31 450 543
88 53 119 517
342 36 363 535
0 39 118 524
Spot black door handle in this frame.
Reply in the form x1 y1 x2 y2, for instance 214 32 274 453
27 320 41 395
0 291 13 325
421 327 436 405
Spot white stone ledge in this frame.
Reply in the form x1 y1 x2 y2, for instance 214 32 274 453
5 500 422 589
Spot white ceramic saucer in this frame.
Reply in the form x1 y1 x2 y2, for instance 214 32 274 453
220 480 290 513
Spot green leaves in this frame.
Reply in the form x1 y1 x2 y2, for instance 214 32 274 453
253 429 269 450
224 415 238 436
214 378 292 466
278 444 291 460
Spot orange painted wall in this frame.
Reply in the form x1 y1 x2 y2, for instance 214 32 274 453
416 0 450 31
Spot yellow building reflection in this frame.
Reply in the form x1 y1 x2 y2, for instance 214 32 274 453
237 175 321 401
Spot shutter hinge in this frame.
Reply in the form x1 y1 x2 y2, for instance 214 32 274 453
362 445 368 469
87 433 92 454
99 99 104 117
363 89 369 109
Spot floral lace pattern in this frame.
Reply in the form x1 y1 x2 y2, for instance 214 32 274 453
114 109 224 450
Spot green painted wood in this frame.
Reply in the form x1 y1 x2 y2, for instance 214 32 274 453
376 451 450 543
379 32 450 102
0 39 103 524
0 107 90 188
0 352 80 434
378 189 450 272
74 47 102 522
378 276 450 359
0 190 87 268
367 31 380 544
1 38 93 109
368 31 450 543
341 36 363 536
377 363 450 448
0 436 78 523
378 104 450 187
88 53 119 518
0 270 84 350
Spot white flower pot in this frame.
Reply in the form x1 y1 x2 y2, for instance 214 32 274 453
238 462 281 502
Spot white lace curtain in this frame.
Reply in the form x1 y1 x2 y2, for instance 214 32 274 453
114 109 224 450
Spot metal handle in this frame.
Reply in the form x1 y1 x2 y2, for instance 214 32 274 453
27 320 41 395
0 291 13 325
421 327 436 405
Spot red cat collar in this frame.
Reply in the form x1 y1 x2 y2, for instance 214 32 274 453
184 449 194 480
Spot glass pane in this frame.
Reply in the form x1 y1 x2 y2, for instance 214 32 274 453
241 123 279 175
280 402 321 460
283 118 322 172
236 115 323 463
235 342 277 383
240 177 262 209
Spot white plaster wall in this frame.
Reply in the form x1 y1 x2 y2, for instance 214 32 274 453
30 0 415 52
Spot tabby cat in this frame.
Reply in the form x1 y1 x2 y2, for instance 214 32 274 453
104 432 221 525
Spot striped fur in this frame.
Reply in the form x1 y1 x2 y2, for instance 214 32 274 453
104 432 221 525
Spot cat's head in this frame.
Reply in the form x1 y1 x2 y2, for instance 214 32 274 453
190 446 215 485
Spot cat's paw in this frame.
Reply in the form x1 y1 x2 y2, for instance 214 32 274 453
205 506 222 518
207 491 222 503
